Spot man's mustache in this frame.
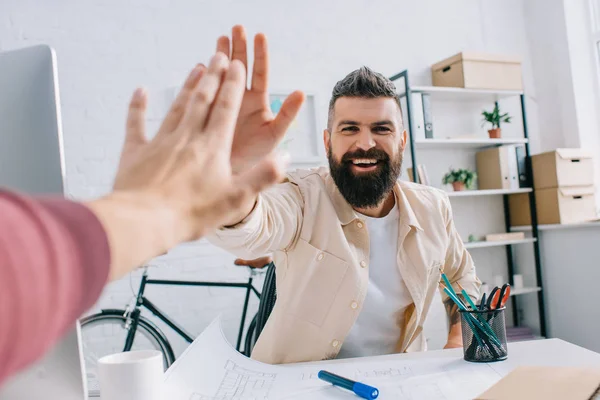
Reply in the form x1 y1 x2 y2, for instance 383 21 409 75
341 149 389 164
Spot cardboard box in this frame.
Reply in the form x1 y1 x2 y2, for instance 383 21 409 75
431 52 523 90
476 146 524 190
476 366 600 400
485 232 525 242
532 148 594 189
509 187 597 226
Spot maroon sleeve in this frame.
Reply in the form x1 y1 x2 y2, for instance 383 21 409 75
0 190 110 384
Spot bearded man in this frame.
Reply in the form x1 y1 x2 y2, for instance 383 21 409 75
209 38 481 364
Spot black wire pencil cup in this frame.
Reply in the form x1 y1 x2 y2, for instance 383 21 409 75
442 274 509 363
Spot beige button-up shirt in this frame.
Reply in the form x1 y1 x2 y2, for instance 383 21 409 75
209 167 481 364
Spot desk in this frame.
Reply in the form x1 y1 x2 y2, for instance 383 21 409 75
283 338 600 399
75 339 600 400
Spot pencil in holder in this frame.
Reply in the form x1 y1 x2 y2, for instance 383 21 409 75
459 307 508 363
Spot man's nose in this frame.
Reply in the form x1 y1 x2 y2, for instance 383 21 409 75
355 131 376 151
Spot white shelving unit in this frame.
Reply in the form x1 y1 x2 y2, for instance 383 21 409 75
400 85 524 100
391 69 546 337
415 138 529 149
464 238 537 249
446 188 532 197
511 287 542 296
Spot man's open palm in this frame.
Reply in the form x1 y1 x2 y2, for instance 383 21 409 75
217 25 305 173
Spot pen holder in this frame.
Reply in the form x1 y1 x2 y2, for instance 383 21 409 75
459 307 508 363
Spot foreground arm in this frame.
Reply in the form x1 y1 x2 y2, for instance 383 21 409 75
0 53 287 386
0 192 110 383
440 194 482 349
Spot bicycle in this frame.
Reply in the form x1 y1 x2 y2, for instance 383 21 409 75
80 260 272 397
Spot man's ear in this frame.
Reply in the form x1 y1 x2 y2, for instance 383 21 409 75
323 129 331 154
400 129 407 151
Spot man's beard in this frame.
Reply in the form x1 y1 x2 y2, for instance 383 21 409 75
328 147 402 209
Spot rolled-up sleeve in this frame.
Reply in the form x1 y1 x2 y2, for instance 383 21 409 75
208 181 304 259
441 193 481 302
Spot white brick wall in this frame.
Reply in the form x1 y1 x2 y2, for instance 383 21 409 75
1 0 539 356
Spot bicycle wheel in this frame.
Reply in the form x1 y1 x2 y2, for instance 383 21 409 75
80 309 176 397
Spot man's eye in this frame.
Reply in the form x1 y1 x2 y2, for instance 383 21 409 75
342 126 359 132
373 126 391 133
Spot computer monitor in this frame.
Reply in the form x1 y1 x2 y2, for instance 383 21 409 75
0 44 66 194
0 44 86 400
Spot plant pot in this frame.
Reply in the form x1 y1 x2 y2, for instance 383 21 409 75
452 182 466 191
488 128 502 138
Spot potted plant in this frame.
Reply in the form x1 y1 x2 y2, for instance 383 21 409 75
442 168 477 191
481 103 512 138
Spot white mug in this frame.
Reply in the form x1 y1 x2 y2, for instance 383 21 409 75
98 350 163 400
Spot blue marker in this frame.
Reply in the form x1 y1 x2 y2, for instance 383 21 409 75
318 370 379 399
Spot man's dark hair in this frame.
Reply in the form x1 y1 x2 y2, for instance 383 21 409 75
327 66 403 130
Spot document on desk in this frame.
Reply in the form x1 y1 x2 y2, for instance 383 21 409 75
163 317 503 400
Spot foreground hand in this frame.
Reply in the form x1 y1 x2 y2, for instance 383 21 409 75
216 25 305 173
94 53 287 279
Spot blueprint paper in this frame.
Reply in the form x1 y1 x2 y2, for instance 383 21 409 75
163 317 503 400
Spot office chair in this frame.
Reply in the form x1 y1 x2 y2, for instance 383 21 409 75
244 262 277 356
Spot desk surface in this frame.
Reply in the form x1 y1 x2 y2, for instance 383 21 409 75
284 338 600 399
77 339 599 400
300 338 600 375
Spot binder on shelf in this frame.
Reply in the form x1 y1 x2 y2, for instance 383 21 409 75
476 145 524 190
506 145 519 189
422 93 434 138
406 164 430 185
515 145 530 188
476 146 510 190
410 93 425 140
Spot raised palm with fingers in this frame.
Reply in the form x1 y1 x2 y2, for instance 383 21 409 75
112 52 287 249
216 25 305 173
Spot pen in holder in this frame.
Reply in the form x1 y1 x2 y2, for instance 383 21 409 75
459 307 508 363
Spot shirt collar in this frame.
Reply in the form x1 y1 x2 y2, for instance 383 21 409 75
325 173 423 232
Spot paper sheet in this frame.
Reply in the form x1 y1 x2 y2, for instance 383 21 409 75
163 317 503 400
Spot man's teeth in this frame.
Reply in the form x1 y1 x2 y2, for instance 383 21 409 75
352 159 378 165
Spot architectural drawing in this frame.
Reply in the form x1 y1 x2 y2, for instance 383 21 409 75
357 365 413 379
188 360 276 400
396 383 447 400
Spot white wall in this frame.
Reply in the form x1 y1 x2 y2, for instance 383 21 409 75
1 0 543 355
524 0 600 204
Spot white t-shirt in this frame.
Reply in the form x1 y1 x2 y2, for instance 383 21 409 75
336 204 413 359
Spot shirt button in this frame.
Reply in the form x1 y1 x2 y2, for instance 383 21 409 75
332 340 340 348
317 253 324 261
360 260 367 268
356 221 364 229
351 301 358 309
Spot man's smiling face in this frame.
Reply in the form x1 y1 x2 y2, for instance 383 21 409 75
325 96 406 208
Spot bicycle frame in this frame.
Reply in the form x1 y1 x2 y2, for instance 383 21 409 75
123 267 262 353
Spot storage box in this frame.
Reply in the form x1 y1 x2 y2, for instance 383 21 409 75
531 148 594 189
431 52 523 91
476 145 525 190
509 187 597 226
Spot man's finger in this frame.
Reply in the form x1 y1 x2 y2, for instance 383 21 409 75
203 60 246 149
269 91 305 140
125 88 148 147
216 36 230 57
251 33 268 91
181 53 229 135
157 65 205 136
231 25 248 73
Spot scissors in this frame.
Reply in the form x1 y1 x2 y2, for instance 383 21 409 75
488 284 510 310
478 293 487 310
